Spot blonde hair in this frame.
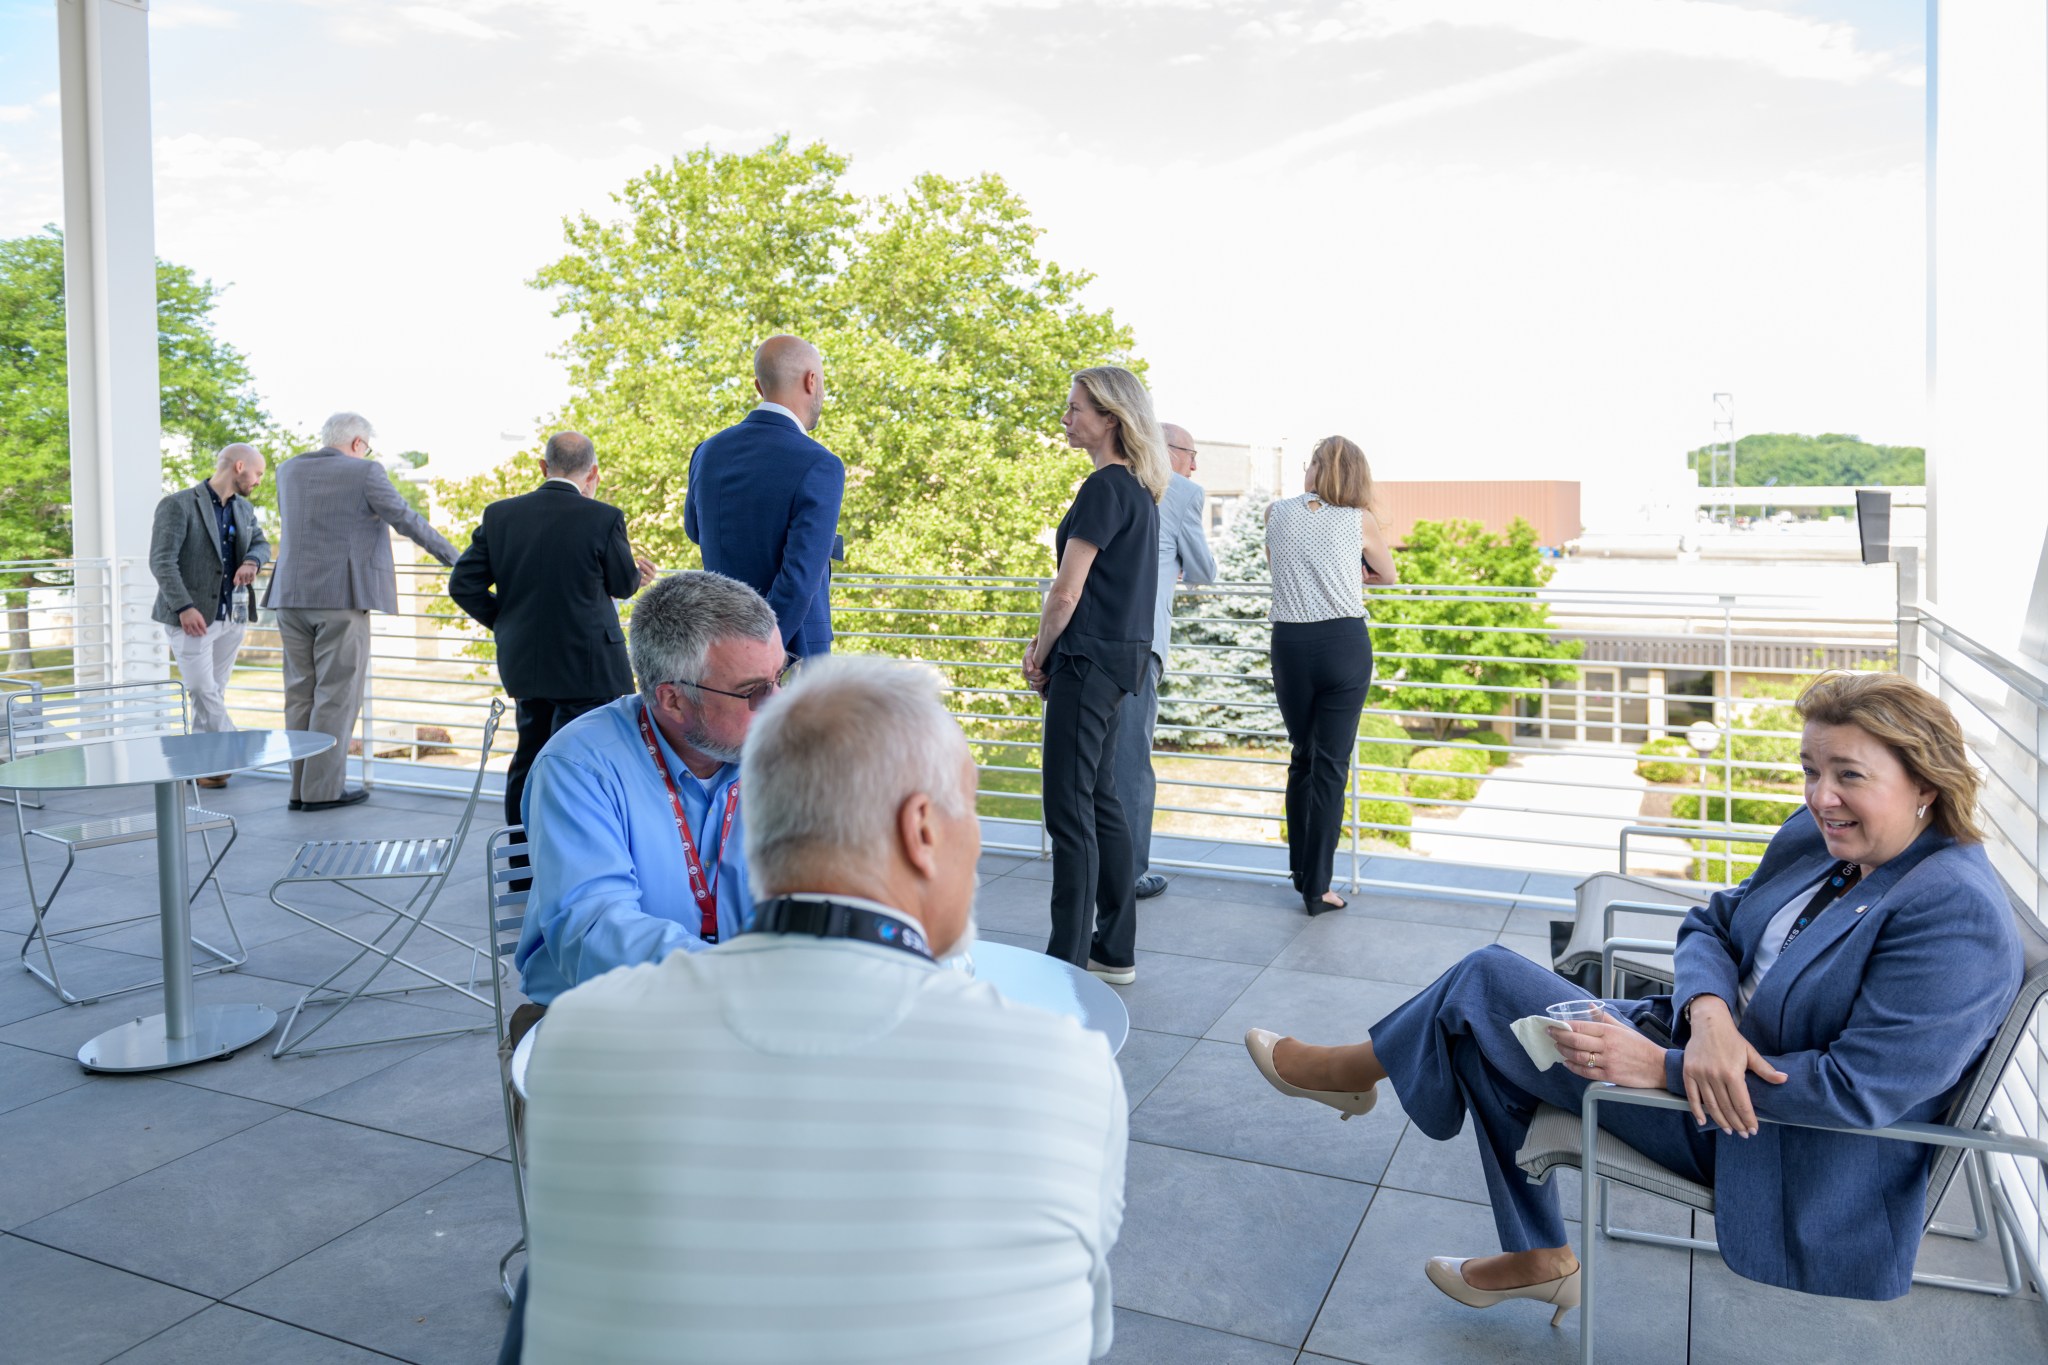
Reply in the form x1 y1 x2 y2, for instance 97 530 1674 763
1796 671 1984 845
1074 366 1168 503
1306 435 1375 511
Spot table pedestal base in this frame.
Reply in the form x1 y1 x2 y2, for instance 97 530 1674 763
78 1003 279 1073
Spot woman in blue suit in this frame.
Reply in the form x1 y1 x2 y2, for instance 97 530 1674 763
1245 671 2022 1317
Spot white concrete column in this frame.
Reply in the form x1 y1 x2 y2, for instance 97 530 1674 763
56 0 162 685
1927 0 2048 659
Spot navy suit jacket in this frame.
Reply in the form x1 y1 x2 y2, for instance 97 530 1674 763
683 409 845 657
1660 811 2021 1299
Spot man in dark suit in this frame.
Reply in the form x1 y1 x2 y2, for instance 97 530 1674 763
684 334 846 658
450 431 657 825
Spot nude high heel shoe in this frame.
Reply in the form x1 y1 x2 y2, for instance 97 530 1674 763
1243 1029 1378 1119
1423 1256 1581 1327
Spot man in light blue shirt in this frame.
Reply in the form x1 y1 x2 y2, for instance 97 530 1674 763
514 570 793 1008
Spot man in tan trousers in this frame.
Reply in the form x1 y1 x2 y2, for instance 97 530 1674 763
264 412 458 811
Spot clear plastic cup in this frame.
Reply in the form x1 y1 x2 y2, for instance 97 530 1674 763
1545 999 1606 1029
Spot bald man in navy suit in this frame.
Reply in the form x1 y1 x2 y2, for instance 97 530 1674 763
684 336 846 659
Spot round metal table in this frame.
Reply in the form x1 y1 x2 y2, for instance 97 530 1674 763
512 939 1130 1097
0 729 335 1073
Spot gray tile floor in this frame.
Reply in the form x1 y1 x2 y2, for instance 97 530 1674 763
0 786 2042 1363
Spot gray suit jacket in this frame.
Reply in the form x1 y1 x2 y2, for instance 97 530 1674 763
148 482 271 627
1150 472 1218 667
264 448 459 614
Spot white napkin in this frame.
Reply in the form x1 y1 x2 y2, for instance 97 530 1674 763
1512 1014 1568 1071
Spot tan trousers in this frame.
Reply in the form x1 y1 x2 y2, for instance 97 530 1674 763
275 606 370 803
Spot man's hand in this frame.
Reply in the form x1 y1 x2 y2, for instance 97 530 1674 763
1550 1013 1668 1090
177 607 208 638
232 561 258 587
634 554 659 589
1680 996 1786 1137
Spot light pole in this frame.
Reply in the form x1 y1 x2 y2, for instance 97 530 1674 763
1687 721 1725 878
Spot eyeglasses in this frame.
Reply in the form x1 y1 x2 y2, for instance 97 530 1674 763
1168 444 1198 457
665 653 801 711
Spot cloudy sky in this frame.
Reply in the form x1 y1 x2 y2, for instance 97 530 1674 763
0 0 1925 517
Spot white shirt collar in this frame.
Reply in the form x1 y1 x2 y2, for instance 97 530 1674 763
544 476 584 493
754 400 807 431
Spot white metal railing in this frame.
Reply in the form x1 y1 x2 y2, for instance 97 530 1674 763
1901 593 2048 1279
830 572 1885 906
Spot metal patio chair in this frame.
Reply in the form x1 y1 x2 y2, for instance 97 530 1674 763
1549 869 1711 997
6 679 242 1004
268 698 506 1059
1516 894 2048 1364
484 823 530 1303
0 674 48 811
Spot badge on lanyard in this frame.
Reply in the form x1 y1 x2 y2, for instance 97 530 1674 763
636 705 738 943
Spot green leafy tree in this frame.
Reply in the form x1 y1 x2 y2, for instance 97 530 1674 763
1371 517 1582 739
1157 491 1277 748
0 227 287 668
1686 432 1924 487
436 137 1132 585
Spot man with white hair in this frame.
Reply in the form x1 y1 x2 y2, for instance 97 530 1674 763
1120 423 1217 897
512 570 789 1016
148 443 271 776
517 655 1128 1364
265 412 459 810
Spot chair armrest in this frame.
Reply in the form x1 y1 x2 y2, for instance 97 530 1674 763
1617 823 1773 879
1583 1084 2048 1165
1600 936 1678 996
1601 899 1695 943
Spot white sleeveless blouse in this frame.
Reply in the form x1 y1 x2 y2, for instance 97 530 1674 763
1266 493 1365 623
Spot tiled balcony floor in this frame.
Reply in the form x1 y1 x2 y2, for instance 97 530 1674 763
0 783 2042 1363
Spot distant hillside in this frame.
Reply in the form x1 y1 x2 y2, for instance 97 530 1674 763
1685 432 1924 486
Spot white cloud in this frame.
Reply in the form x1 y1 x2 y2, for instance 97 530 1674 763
151 2 239 29
150 133 662 473
1251 48 1605 163
396 5 513 42
1353 0 1913 85
0 105 36 125
12 0 1919 510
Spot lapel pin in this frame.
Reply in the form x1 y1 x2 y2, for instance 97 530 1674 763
1853 905 1868 915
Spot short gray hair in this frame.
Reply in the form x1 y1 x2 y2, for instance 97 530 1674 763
543 431 595 476
741 655 972 889
629 571 779 703
320 412 374 450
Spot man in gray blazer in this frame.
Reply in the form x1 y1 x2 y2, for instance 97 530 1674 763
149 443 271 778
1119 423 1219 898
264 412 459 811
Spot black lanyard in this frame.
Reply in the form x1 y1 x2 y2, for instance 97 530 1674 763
741 897 933 963
1779 861 1862 953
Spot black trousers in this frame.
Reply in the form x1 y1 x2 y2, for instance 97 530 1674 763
1041 654 1138 970
506 695 612 827
1271 617 1373 904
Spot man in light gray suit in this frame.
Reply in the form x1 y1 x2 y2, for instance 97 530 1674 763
265 412 458 811
1119 423 1218 899
148 443 271 774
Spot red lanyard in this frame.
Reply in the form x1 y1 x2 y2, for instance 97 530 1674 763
637 705 740 943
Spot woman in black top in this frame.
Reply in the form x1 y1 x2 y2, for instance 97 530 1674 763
1024 366 1167 983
